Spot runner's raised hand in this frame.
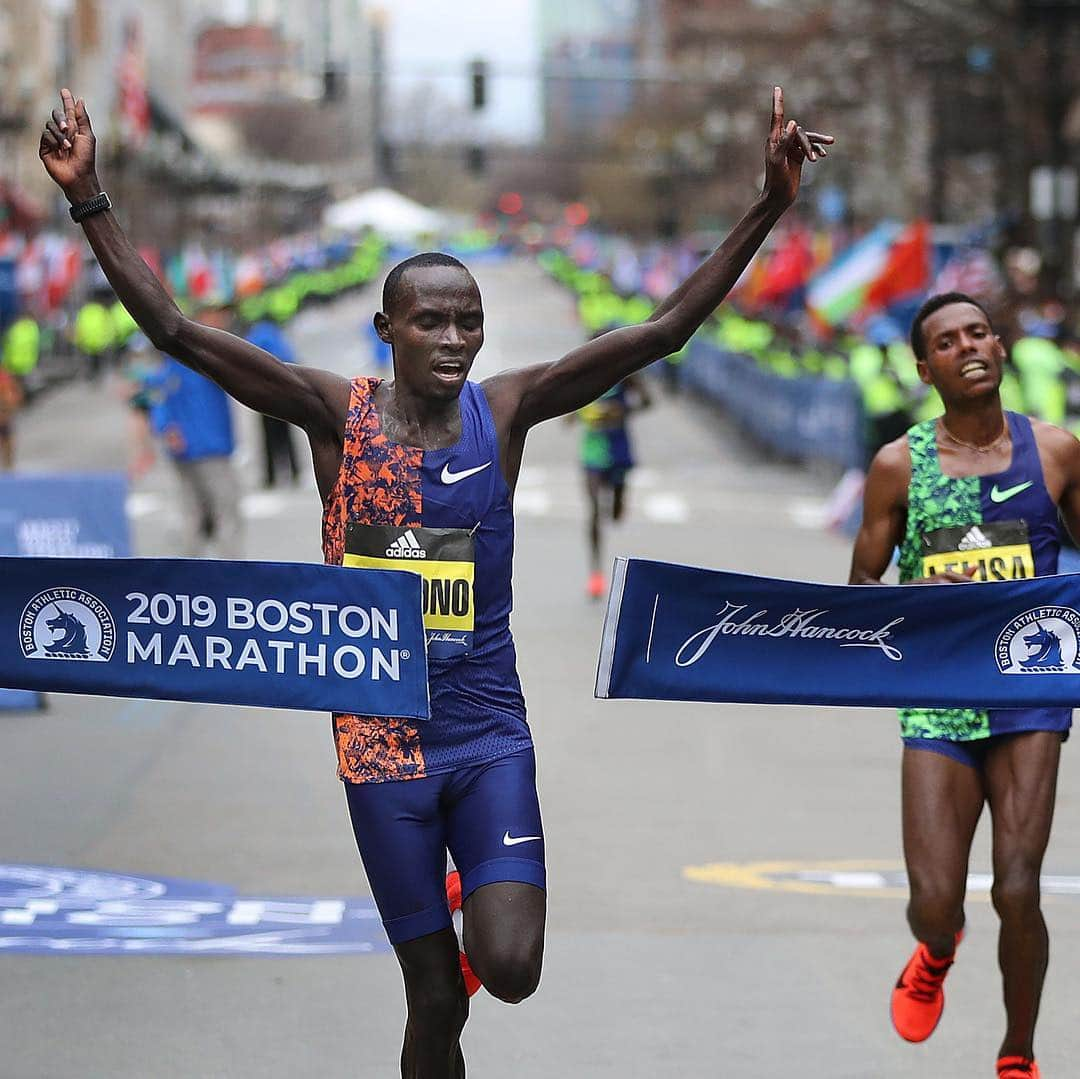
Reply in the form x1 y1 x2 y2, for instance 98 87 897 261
39 88 100 202
762 86 834 208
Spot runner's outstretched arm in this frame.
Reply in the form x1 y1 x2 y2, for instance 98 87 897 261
38 90 348 436
488 88 833 430
850 438 974 585
849 442 910 584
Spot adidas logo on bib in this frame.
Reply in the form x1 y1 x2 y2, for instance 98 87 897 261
957 526 993 551
385 530 427 559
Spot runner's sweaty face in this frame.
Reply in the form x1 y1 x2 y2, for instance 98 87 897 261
382 266 484 400
917 302 1005 403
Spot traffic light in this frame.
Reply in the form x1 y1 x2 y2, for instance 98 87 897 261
465 145 487 175
323 64 344 103
469 59 487 111
377 138 396 180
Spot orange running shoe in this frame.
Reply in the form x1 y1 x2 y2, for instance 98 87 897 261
890 939 958 1042
586 571 606 600
445 870 482 997
997 1057 1040 1078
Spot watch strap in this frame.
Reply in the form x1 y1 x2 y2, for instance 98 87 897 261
69 192 112 223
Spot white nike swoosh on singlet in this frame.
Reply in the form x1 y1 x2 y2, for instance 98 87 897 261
502 831 542 847
441 461 492 485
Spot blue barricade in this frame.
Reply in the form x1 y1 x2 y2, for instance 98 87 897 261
681 339 865 470
0 557 429 717
596 558 1080 710
0 473 131 711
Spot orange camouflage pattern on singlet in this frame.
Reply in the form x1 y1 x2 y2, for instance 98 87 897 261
322 377 426 783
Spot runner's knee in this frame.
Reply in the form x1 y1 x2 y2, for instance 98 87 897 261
478 943 543 1004
991 865 1041 921
907 873 964 930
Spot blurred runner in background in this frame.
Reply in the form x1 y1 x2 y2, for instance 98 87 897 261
575 369 651 598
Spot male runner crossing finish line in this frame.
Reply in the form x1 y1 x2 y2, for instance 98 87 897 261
40 87 831 1077
850 292 1080 1079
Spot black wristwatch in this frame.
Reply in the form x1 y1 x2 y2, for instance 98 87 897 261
69 191 112 223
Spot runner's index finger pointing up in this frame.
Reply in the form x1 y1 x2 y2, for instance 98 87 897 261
770 86 784 145
60 88 77 134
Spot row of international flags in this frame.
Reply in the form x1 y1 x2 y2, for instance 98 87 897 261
739 220 1004 330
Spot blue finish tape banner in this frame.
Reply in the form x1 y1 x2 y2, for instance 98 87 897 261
0 558 428 718
596 558 1080 709
681 340 865 470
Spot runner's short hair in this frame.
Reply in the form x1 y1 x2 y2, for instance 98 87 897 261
382 252 472 314
910 292 994 360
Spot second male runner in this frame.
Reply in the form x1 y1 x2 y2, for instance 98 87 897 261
850 292 1080 1079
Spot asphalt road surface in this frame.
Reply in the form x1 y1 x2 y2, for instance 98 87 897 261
3 257 1079 1078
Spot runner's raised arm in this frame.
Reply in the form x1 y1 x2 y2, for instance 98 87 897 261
484 87 834 432
39 89 348 439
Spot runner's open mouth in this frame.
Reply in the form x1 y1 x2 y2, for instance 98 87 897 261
433 360 465 377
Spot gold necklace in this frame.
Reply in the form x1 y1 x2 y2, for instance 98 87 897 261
939 417 1008 453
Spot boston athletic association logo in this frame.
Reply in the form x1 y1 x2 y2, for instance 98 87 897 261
20 587 116 662
996 606 1080 675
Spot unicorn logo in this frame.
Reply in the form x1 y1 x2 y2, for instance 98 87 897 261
43 606 90 656
1020 622 1064 669
996 607 1080 675
20 588 115 662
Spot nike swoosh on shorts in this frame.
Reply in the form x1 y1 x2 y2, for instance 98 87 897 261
502 831 542 846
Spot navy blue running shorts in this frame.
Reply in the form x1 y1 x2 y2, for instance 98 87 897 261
903 730 1067 770
343 747 545 945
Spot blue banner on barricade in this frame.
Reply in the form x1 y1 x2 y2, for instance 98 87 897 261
0 473 131 558
681 339 865 470
0 558 429 718
0 473 131 711
596 558 1080 710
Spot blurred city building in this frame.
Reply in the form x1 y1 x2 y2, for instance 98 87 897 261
1 0 1080 295
0 0 377 248
541 0 642 143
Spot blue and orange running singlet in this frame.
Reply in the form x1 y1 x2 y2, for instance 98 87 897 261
322 377 532 783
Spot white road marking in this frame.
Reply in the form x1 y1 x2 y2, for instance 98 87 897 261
641 492 689 523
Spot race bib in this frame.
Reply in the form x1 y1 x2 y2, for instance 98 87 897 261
920 520 1034 581
344 523 474 660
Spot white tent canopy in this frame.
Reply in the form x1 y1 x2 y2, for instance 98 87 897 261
322 188 445 238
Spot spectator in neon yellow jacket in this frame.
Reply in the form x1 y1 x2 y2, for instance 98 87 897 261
73 297 115 380
3 315 40 377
